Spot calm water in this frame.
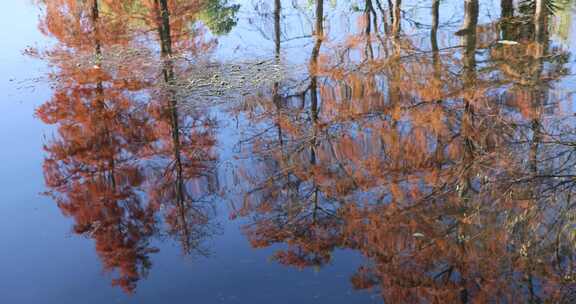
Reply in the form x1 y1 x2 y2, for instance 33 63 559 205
2 0 576 303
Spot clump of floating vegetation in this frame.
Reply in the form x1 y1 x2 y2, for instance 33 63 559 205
168 58 287 110
28 44 291 111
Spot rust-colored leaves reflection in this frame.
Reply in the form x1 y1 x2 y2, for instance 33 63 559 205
34 0 223 293
32 0 576 302
233 1 575 303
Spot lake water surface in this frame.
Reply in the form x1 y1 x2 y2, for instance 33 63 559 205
2 0 576 303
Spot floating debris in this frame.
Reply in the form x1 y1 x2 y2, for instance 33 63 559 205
497 40 519 45
50 45 294 110
171 58 287 110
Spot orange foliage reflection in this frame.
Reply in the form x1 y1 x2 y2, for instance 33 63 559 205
34 0 218 293
233 1 575 302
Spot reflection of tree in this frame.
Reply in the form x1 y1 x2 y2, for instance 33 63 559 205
198 0 240 35
146 0 219 255
234 1 576 302
34 0 223 293
35 0 158 293
236 0 344 270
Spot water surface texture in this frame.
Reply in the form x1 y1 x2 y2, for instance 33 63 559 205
2 0 576 303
